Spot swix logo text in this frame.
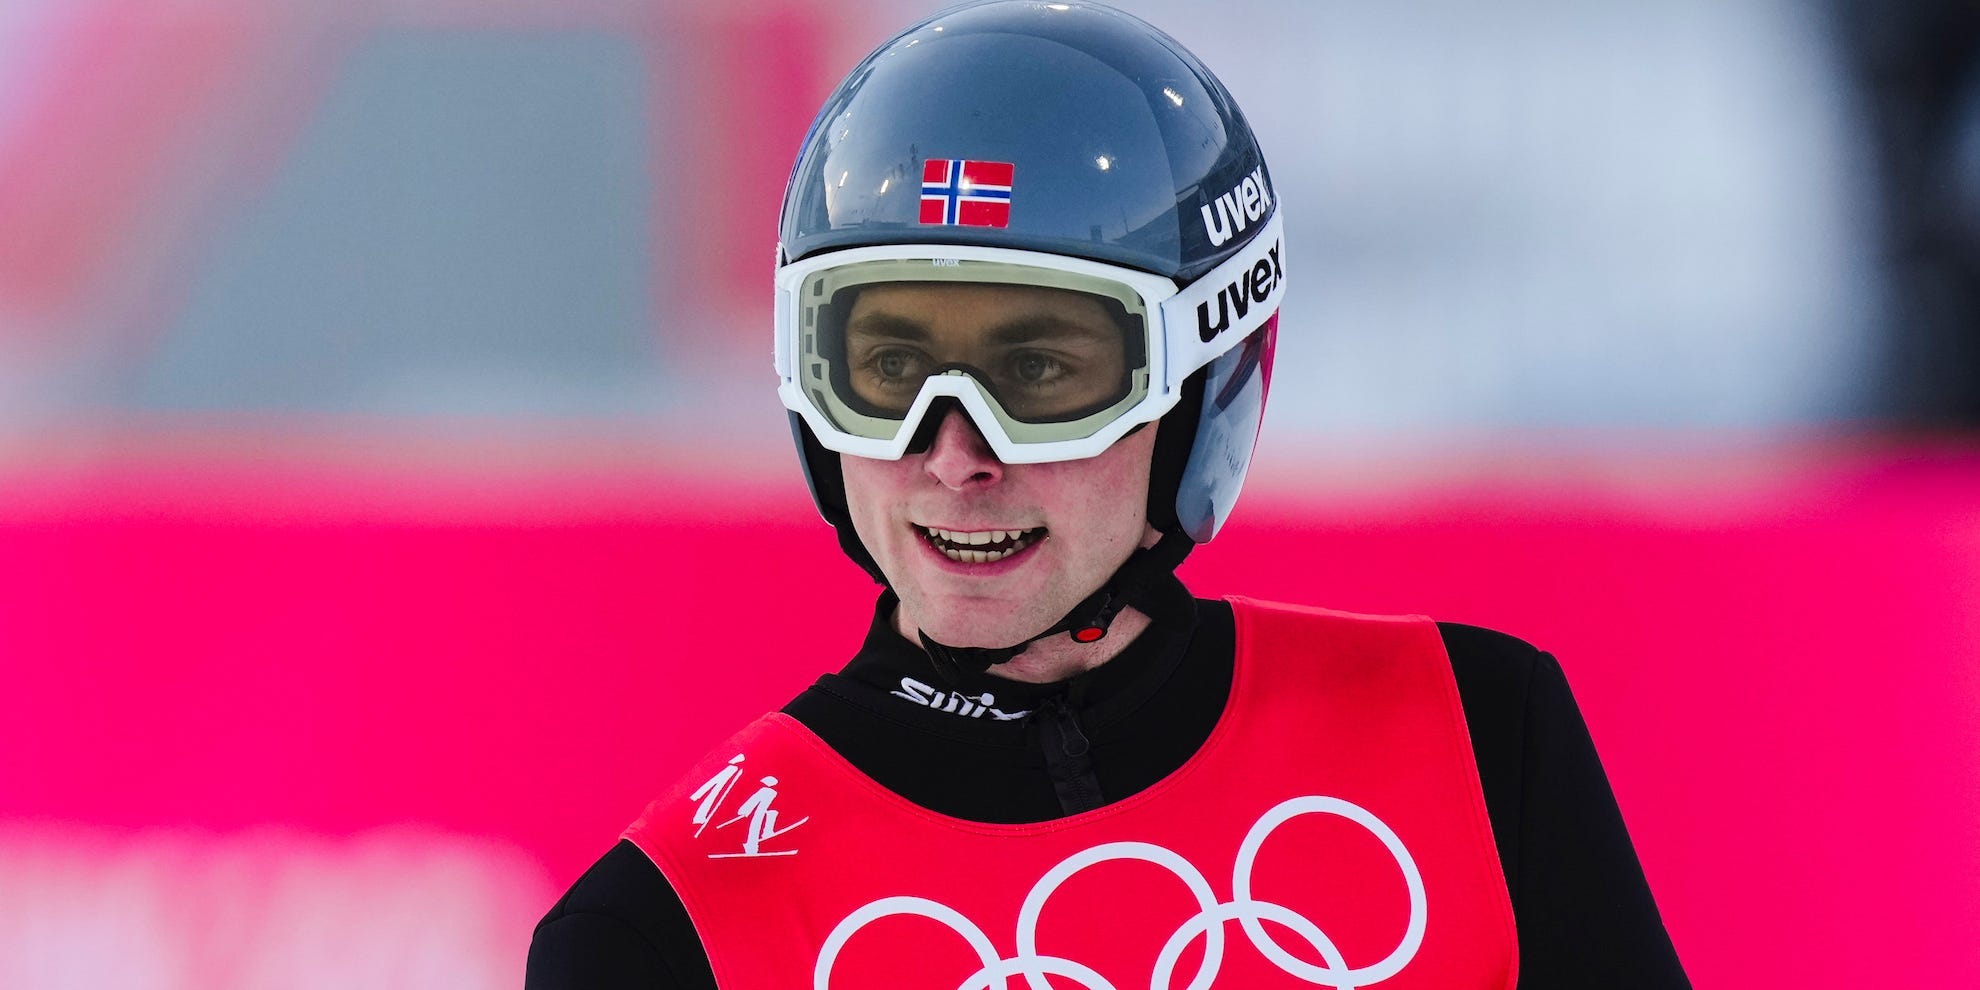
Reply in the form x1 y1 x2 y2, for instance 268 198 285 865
1196 238 1283 343
1199 166 1271 247
891 676 1029 721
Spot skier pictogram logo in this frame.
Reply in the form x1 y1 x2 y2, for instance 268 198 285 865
689 753 810 859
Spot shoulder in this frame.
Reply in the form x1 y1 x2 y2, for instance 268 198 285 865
1432 621 1585 766
1437 621 1562 708
526 840 713 989
1228 598 1566 700
1429 622 1571 875
537 840 670 926
530 841 671 959
1430 625 1690 982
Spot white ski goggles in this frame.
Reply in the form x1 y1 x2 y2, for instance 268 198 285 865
775 210 1283 464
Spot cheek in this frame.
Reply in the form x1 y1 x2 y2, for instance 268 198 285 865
838 458 900 543
1111 426 1159 498
1060 431 1155 541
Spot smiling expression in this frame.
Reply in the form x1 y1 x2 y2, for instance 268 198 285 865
838 282 1159 649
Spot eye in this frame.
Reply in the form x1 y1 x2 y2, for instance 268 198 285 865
877 350 914 379
1011 352 1064 385
860 346 932 390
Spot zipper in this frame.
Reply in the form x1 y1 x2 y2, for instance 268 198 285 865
1033 696 1104 815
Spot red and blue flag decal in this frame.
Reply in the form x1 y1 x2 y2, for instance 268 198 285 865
919 158 1014 227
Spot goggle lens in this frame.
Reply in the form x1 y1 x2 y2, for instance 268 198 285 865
796 258 1154 445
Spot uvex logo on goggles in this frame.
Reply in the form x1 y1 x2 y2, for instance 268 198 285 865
1196 237 1283 343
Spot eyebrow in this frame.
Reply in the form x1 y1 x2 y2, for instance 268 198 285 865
984 315 1118 345
844 313 931 342
845 312 1118 345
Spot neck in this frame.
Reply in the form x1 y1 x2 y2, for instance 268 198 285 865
892 604 1155 685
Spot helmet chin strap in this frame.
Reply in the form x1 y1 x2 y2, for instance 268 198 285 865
917 531 1194 685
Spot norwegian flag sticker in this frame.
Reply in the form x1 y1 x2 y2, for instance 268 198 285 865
919 158 1014 227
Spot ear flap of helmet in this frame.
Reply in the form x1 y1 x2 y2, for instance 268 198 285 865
790 412 887 584
1146 371 1201 539
1174 311 1277 542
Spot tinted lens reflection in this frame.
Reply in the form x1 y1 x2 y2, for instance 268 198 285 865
840 282 1135 423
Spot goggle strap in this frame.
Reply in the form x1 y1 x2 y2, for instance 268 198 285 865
1162 209 1287 381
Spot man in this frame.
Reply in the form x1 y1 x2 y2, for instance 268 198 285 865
528 2 1689 986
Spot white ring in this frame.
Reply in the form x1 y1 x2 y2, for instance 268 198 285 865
818 794 1425 990
1014 841 1224 990
815 896 1000 990
1233 796 1427 987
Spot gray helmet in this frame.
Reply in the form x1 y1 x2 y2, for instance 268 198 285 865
780 0 1282 583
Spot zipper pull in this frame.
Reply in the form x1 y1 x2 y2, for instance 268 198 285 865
1051 701 1091 758
1034 697 1103 815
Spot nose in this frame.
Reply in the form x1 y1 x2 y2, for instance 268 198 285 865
921 406 1004 491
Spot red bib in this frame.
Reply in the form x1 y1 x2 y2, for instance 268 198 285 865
626 598 1517 989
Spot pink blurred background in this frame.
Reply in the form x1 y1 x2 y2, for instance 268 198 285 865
2 0 1977 987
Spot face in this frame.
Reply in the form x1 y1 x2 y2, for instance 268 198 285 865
838 282 1159 648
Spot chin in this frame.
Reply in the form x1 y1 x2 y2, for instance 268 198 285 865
908 594 1056 648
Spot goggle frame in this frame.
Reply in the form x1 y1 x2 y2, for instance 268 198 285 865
774 210 1284 465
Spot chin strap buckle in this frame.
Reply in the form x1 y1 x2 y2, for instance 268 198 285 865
1068 590 1126 644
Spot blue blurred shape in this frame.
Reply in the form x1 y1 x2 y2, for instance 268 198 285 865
135 29 665 418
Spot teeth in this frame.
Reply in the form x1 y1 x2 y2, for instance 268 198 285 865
938 546 1000 563
921 525 1045 564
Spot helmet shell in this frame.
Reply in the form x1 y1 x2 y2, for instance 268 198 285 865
779 1 1273 282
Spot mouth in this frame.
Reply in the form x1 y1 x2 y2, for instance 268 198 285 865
914 524 1049 564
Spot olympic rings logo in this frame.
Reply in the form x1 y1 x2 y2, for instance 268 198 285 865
814 795 1426 990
